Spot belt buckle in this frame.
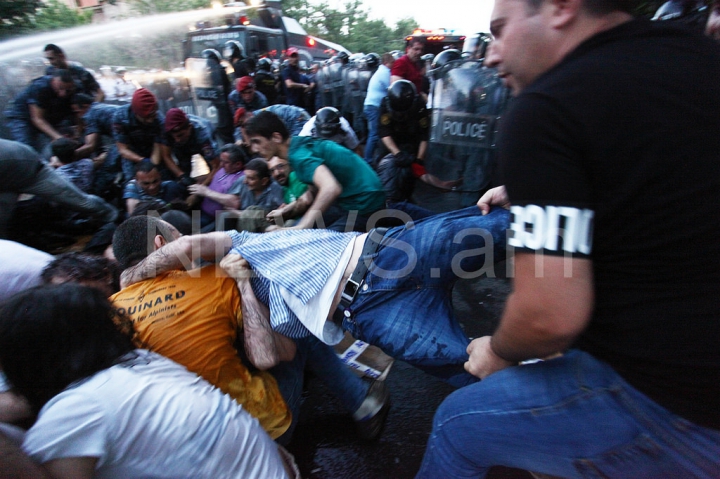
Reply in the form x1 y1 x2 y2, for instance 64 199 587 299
341 277 361 305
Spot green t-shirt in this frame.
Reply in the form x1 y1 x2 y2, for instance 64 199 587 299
284 171 308 204
288 136 385 215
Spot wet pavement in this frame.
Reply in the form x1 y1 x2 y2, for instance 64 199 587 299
286 183 532 478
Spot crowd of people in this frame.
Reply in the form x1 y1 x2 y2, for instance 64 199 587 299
1 0 720 476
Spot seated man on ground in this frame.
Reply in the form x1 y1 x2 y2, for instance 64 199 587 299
215 158 284 232
123 161 184 216
120 205 510 388
187 143 247 229
0 284 295 478
264 155 316 229
112 216 389 443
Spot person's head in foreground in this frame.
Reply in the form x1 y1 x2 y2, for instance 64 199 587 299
0 284 134 414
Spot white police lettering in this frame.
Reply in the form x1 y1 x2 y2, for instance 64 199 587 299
508 205 594 254
442 119 488 140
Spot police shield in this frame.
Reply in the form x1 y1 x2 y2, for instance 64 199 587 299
426 59 510 207
185 57 225 127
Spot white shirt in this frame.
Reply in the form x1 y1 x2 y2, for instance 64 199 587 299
23 350 289 479
0 240 52 302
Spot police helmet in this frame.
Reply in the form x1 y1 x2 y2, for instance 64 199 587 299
421 53 435 63
257 57 272 72
365 52 380 70
202 49 222 63
387 80 417 114
431 49 462 71
652 0 708 31
223 40 245 61
315 107 342 138
337 51 350 64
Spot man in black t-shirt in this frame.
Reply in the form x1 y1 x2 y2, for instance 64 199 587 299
417 0 720 478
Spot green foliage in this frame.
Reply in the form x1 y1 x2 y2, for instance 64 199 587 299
0 0 41 38
33 0 93 31
128 0 210 15
284 0 418 54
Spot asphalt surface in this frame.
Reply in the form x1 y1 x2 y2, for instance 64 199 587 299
286 183 533 478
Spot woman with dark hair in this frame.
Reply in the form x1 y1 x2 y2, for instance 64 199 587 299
0 284 294 479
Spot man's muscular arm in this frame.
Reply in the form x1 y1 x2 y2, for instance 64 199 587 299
120 232 232 288
291 165 341 230
220 255 296 369
464 253 594 379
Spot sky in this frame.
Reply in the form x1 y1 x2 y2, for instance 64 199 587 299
339 0 495 35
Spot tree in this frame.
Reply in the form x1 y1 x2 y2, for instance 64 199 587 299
0 0 42 38
284 0 418 54
128 0 210 15
33 0 93 31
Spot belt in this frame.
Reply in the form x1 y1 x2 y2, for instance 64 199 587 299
334 227 389 323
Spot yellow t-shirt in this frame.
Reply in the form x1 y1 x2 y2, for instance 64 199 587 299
111 265 291 439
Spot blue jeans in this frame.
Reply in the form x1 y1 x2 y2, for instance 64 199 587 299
271 335 368 445
363 105 380 164
416 350 720 478
341 206 510 388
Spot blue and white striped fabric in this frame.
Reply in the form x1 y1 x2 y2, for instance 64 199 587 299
227 229 360 338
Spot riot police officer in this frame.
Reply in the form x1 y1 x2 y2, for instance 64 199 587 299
375 80 462 203
202 49 234 145
223 40 252 80
298 106 360 153
255 58 279 105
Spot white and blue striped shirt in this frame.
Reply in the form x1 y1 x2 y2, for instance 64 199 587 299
227 229 361 338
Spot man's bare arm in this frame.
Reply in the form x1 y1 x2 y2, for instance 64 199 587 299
292 165 341 230
29 105 63 141
120 232 232 288
465 253 594 379
0 432 53 479
220 255 296 369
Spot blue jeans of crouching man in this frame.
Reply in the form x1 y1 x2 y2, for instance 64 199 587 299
416 349 720 478
340 206 510 388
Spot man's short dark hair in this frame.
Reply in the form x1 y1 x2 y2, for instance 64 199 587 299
244 110 290 141
52 68 74 84
113 215 176 270
244 158 270 179
220 143 247 165
44 44 64 55
51 137 79 164
135 160 159 176
71 93 94 107
0 284 134 413
41 252 118 291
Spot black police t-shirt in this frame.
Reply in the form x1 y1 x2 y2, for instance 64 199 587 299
498 19 720 430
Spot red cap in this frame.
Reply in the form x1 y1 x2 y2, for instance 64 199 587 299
130 88 158 118
286 47 299 57
164 108 190 132
233 107 247 128
236 76 255 92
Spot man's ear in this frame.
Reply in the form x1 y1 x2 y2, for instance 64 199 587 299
271 132 284 144
154 234 167 251
548 0 581 29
